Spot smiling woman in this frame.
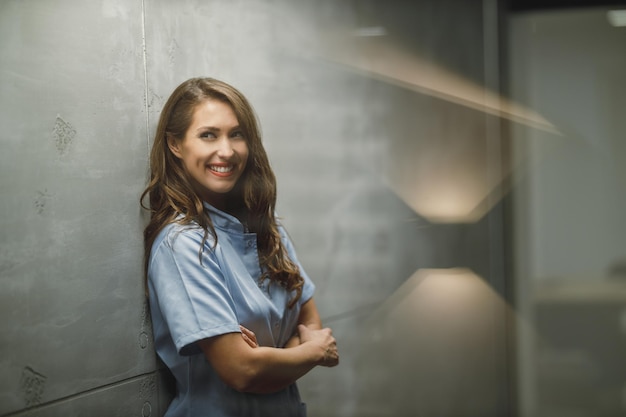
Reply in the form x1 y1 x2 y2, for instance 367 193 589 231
140 77 338 417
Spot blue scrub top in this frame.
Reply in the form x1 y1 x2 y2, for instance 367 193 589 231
148 203 314 417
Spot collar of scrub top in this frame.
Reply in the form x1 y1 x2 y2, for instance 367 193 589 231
202 201 249 234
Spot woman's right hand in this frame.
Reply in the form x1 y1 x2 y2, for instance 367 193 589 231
297 324 339 367
240 325 259 348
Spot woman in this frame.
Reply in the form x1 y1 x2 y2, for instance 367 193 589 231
141 77 338 417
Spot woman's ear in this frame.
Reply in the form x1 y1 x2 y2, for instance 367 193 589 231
166 134 183 159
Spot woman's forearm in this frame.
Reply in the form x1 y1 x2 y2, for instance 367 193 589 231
199 327 336 394
201 298 337 394
239 342 325 393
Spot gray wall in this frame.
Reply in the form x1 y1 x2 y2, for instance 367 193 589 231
1 1 511 416
509 7 626 417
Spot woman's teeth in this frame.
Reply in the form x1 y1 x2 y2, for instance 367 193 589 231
210 165 233 173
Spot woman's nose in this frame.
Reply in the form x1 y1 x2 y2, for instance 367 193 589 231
216 137 234 157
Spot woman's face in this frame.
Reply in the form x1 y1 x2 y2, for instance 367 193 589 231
168 98 249 208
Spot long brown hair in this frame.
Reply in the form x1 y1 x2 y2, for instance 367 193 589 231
140 77 304 307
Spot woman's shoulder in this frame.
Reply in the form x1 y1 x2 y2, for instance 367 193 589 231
153 220 213 251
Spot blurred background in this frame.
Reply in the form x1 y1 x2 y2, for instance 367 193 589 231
1 0 625 416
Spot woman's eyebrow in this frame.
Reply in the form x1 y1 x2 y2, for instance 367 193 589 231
195 125 241 132
195 126 220 132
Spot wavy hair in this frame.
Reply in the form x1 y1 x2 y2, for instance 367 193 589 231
140 77 304 307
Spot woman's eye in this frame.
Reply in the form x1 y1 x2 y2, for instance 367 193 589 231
199 131 216 139
231 131 244 139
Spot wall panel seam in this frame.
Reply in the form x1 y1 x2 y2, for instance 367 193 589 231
141 0 150 152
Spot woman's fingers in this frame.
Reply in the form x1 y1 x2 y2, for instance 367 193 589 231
298 325 339 367
322 342 339 367
239 325 259 348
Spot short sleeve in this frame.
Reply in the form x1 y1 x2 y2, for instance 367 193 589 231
277 224 316 305
148 225 241 356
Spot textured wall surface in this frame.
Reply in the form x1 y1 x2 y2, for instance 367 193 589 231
1 0 510 416
0 0 161 415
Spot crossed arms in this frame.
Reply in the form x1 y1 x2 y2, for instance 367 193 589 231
198 298 339 394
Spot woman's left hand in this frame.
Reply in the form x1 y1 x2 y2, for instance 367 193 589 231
239 325 259 348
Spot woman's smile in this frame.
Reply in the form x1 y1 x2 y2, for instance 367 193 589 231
209 165 233 174
208 163 235 176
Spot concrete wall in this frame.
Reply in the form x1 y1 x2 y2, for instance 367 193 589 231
1 0 511 416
